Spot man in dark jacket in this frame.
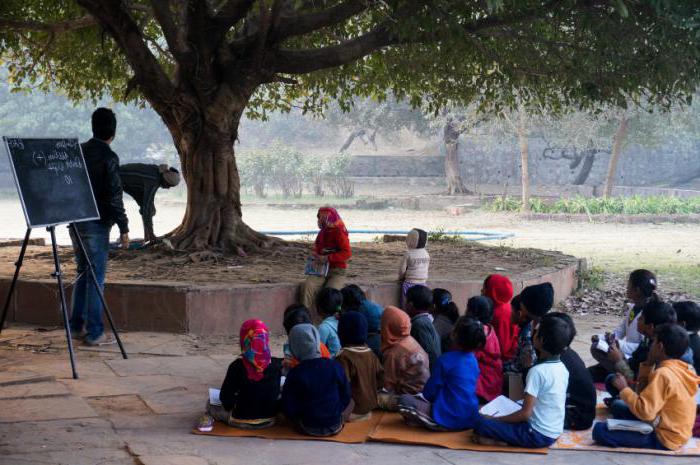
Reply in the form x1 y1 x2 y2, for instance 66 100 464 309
120 163 180 242
69 108 129 346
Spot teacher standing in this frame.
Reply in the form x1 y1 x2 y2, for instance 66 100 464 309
301 207 352 312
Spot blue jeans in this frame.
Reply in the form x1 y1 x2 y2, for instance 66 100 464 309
593 422 668 450
474 417 557 448
69 221 110 340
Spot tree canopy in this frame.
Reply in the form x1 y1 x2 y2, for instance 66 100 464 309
1 1 699 251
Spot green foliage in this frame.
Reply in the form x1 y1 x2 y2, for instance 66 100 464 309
427 227 463 243
485 195 700 215
579 266 606 290
237 147 354 199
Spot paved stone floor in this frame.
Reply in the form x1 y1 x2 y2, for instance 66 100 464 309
0 324 696 465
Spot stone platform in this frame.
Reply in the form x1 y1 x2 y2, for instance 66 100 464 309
1 256 582 335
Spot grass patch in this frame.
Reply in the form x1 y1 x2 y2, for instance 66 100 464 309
579 266 606 290
485 195 700 215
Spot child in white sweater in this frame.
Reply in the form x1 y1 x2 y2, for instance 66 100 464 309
398 228 430 308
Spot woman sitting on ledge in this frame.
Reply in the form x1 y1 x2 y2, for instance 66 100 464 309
301 207 352 314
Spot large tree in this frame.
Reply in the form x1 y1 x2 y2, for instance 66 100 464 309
1 1 699 252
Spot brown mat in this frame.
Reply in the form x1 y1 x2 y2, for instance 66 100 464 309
192 412 383 444
368 413 548 454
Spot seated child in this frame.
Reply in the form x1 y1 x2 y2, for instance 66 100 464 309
673 301 700 373
466 296 503 403
282 304 330 374
316 287 342 356
406 285 442 371
398 228 430 307
379 306 430 410
593 324 700 451
503 283 555 376
548 312 596 430
398 316 484 431
482 274 518 361
589 269 657 383
474 315 570 448
341 284 384 359
335 312 383 420
432 288 460 353
199 319 281 431
282 324 352 437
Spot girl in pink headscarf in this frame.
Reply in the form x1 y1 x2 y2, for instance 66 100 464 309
301 207 352 313
198 320 282 431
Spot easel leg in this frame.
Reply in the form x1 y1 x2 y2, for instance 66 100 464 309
69 224 127 359
48 226 79 380
0 228 32 334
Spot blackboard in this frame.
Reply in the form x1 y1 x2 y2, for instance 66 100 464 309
2 137 100 227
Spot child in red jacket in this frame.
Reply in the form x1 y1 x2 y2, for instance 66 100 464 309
467 296 503 402
482 274 518 361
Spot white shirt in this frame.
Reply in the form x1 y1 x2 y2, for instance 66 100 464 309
613 303 643 358
525 359 569 439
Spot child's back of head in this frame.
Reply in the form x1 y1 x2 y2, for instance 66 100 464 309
466 296 494 325
672 301 700 333
520 282 554 319
316 287 343 317
341 284 365 312
546 311 577 347
406 285 433 313
406 228 428 249
452 316 486 352
642 294 676 327
338 311 369 347
536 315 570 356
433 288 459 323
284 304 312 334
654 323 689 360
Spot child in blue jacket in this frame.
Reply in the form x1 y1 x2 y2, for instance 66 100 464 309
398 316 484 431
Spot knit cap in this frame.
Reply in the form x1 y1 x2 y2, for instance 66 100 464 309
406 228 427 249
288 324 322 361
338 311 369 347
520 282 554 317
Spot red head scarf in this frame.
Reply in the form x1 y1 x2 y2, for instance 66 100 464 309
317 207 347 234
239 319 272 381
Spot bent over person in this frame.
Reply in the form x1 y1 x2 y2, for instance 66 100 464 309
70 108 129 346
120 163 181 242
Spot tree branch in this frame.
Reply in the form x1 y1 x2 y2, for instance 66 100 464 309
212 0 255 42
271 0 371 43
75 0 176 119
0 15 96 33
271 24 396 74
150 0 188 56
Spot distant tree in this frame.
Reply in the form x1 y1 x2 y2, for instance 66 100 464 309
2 1 699 251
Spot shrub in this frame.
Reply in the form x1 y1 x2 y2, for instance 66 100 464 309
484 195 700 215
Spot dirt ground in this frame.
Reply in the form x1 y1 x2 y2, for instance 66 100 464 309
0 239 573 285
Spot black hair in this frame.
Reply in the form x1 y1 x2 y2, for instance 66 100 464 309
673 301 700 333
547 312 576 346
452 316 486 351
316 287 343 317
641 295 676 327
466 296 494 325
433 288 459 323
341 284 365 311
283 304 311 334
406 284 433 311
654 324 689 359
629 269 657 298
91 107 117 140
169 167 180 174
511 295 521 312
536 315 570 356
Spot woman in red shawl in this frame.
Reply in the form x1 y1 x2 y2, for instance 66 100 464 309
301 207 352 312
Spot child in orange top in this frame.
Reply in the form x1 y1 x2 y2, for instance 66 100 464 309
593 324 700 451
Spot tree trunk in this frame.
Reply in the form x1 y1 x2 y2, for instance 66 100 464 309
573 153 596 185
166 105 275 253
443 121 473 195
517 110 531 211
603 115 628 198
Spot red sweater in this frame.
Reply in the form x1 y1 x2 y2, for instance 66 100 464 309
475 325 503 402
314 227 351 269
484 274 519 361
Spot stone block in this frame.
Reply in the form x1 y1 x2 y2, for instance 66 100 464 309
137 456 209 465
0 394 97 422
0 381 69 399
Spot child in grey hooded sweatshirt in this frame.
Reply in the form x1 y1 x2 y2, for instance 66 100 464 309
398 228 430 308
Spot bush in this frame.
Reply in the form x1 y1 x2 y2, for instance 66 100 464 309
484 195 700 215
